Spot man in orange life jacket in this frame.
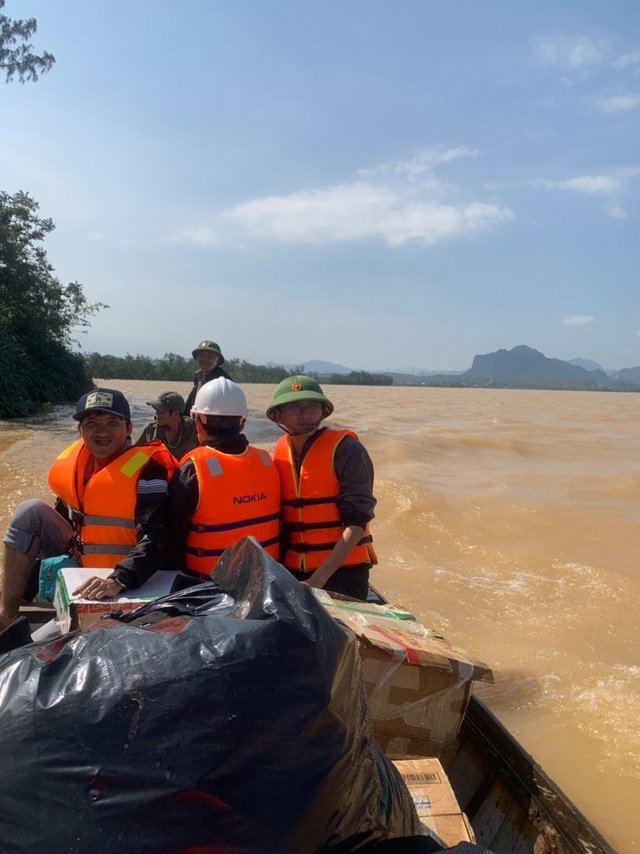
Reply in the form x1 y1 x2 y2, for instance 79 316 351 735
266 375 377 602
0 388 176 629
169 378 280 578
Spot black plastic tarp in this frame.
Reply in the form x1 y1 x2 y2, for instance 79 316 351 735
0 537 420 853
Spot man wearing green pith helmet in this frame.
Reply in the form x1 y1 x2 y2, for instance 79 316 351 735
267 375 377 601
184 340 232 416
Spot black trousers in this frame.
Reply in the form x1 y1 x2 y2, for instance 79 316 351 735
288 563 370 601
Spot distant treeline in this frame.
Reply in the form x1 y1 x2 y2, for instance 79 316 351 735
82 352 294 383
321 371 393 386
82 353 393 386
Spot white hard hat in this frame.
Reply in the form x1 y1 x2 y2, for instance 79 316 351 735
191 378 248 418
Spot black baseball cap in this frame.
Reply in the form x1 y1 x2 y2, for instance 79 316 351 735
73 388 131 421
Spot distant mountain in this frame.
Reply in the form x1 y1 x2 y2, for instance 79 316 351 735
265 350 640 390
569 357 603 372
265 359 354 375
613 366 640 383
300 360 354 375
421 345 640 391
465 345 611 386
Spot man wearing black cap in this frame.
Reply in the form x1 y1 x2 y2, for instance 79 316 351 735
133 390 198 460
183 339 232 416
0 388 177 630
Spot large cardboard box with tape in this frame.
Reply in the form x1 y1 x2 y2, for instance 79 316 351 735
313 591 493 762
392 757 475 846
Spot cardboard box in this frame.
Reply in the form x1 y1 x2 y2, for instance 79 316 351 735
311 592 416 623
392 757 475 847
54 567 179 633
313 591 493 760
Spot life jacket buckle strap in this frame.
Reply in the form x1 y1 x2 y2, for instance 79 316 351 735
67 508 84 527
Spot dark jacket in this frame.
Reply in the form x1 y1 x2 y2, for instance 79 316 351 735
183 365 232 415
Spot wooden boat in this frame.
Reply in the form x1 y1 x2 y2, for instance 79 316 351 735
365 585 614 853
19 587 615 852
449 694 613 853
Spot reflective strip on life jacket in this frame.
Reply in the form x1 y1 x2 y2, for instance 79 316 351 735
273 429 376 572
47 439 176 569
184 445 281 576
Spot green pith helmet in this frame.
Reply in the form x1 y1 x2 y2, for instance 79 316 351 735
266 375 334 422
192 340 225 364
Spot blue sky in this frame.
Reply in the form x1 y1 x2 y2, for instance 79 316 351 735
2 0 639 371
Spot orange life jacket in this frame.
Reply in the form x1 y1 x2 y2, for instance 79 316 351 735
47 439 176 568
184 445 281 577
273 428 376 572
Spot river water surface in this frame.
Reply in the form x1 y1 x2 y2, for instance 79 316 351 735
1 381 638 851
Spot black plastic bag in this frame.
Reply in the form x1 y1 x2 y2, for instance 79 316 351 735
0 537 419 853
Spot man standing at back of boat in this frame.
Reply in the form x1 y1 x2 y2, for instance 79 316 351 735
183 339 232 416
266 375 377 602
169 378 281 579
0 388 177 630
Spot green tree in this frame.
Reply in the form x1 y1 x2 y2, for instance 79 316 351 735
0 0 55 83
322 370 393 386
0 191 102 416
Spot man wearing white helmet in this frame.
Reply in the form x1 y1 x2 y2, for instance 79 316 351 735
169 378 280 578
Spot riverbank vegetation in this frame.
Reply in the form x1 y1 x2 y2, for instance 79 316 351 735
0 191 98 417
0 12 94 417
82 352 393 386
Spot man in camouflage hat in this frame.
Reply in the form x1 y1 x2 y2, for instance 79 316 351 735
183 340 232 415
134 391 198 461
266 375 377 601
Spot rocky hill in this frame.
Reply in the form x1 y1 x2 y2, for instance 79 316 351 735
274 349 640 391
613 366 640 384
421 346 640 391
466 345 611 386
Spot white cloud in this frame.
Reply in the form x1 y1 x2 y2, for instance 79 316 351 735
602 201 628 219
224 148 513 247
532 34 609 70
590 93 640 113
358 147 479 181
612 51 640 70
225 179 513 247
561 175 620 195
172 226 219 246
563 315 594 327
536 168 640 218
169 148 513 249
